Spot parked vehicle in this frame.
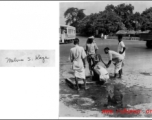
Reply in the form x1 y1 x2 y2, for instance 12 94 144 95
60 25 76 44
139 30 152 48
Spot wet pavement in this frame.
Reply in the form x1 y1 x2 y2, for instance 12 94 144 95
60 77 152 117
60 36 152 117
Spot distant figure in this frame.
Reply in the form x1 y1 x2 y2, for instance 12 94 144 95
104 47 124 78
61 29 65 43
69 38 87 91
104 35 107 39
117 35 126 78
101 33 104 39
85 37 98 79
96 30 98 36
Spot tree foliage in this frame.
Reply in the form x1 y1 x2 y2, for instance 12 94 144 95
64 7 85 29
141 7 152 31
64 3 152 36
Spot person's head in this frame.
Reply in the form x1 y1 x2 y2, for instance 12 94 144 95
90 36 94 39
104 47 110 54
74 38 79 45
118 35 123 42
87 38 93 44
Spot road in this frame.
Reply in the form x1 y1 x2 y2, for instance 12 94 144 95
60 36 152 117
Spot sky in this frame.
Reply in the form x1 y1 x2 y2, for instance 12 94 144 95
60 1 152 25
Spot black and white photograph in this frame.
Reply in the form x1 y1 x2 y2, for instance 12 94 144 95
59 1 152 118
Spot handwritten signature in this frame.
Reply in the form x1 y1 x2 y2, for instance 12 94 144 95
6 55 49 63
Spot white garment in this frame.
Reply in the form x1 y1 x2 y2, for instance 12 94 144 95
108 50 124 61
94 62 109 82
104 35 107 39
61 31 65 43
114 60 123 74
70 45 86 79
117 41 125 58
85 43 98 55
101 33 103 38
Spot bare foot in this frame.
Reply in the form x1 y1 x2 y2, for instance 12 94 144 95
118 76 122 79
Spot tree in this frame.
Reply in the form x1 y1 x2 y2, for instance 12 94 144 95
77 13 98 36
77 10 122 36
101 3 135 31
114 3 134 29
105 4 115 12
96 11 122 34
77 3 152 36
131 12 142 30
141 7 152 30
64 7 85 28
124 12 142 30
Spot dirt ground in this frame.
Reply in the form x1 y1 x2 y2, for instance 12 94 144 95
59 36 152 118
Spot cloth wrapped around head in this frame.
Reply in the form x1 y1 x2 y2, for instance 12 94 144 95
88 36 94 39
88 36 95 43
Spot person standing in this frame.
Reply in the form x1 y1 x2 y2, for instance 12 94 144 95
117 35 126 78
101 33 103 39
69 38 87 91
104 47 124 78
85 37 98 79
61 29 65 43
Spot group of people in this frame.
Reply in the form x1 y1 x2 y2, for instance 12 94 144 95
69 35 126 91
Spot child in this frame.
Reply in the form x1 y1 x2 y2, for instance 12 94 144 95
85 37 98 80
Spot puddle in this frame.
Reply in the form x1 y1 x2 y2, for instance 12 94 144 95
60 77 152 117
77 97 95 106
140 72 152 76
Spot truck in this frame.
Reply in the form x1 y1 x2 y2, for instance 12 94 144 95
139 30 152 48
60 25 76 44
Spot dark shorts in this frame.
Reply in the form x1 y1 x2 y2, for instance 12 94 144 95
87 54 96 69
